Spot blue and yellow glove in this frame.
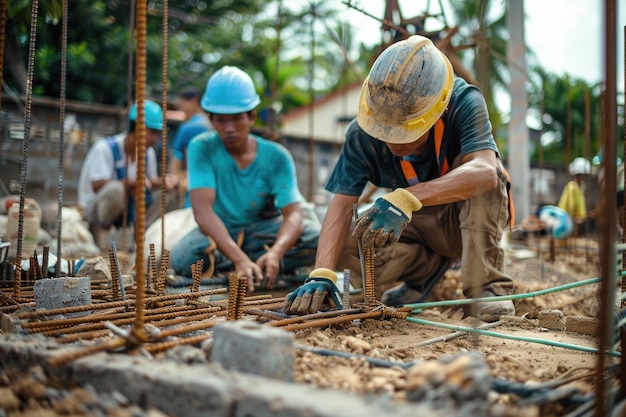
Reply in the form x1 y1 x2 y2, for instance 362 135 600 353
352 188 422 247
284 268 343 315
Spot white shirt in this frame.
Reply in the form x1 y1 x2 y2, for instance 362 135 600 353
77 133 158 210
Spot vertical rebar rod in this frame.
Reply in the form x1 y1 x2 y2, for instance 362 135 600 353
227 273 240 320
56 0 68 266
157 249 170 295
342 268 350 309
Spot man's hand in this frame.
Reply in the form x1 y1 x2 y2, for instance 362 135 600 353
234 258 264 293
284 268 343 315
256 249 281 288
352 188 422 247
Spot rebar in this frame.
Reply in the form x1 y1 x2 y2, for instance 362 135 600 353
38 307 221 337
42 246 49 279
267 308 363 327
149 243 157 291
48 337 126 367
227 273 240 320
363 245 376 303
109 247 121 300
144 334 210 354
342 268 350 309
237 277 248 320
191 259 203 293
157 249 170 295
281 310 383 332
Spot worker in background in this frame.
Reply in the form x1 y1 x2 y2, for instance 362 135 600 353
77 100 179 248
170 87 213 207
170 66 320 292
285 35 515 322
557 157 590 235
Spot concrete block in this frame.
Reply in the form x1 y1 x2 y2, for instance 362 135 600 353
34 276 92 317
565 316 599 336
211 320 294 381
538 310 565 331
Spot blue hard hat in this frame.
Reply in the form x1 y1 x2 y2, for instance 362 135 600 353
539 205 573 239
129 99 163 130
201 66 261 114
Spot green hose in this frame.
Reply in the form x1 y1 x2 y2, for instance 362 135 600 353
406 316 621 357
404 277 603 311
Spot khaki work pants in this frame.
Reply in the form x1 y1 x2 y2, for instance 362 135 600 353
338 167 514 300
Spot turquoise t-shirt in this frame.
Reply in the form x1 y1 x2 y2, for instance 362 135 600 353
326 77 499 196
187 131 301 228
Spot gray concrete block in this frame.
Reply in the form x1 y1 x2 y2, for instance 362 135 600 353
538 309 565 331
565 316 599 336
34 276 92 317
211 320 295 381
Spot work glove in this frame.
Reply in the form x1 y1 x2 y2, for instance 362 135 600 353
352 188 422 247
284 268 343 315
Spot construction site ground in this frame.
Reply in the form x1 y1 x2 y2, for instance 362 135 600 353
0 234 614 417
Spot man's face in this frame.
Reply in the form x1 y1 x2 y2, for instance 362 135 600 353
385 130 430 157
146 128 162 148
210 112 254 150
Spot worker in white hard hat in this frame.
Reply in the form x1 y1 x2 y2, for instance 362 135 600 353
170 66 320 292
77 99 179 248
284 35 515 322
558 157 591 232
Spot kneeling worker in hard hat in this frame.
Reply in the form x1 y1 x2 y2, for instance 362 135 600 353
170 66 320 292
285 35 515 322
78 99 179 248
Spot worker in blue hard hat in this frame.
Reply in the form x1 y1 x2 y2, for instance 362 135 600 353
170 66 320 292
78 99 179 249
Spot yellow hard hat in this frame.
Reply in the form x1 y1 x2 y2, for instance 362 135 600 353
358 35 454 144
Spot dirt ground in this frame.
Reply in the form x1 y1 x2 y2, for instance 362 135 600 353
287 234 608 416
0 234 614 416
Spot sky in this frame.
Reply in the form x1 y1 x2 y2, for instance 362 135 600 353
343 0 625 102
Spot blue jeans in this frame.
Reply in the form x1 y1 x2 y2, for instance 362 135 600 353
171 215 320 277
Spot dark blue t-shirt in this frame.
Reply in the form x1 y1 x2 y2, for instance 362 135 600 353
325 77 499 196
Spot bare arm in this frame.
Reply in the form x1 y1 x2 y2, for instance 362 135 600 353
314 193 358 270
409 149 500 206
169 157 188 193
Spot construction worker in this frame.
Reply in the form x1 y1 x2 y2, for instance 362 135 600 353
285 35 515 322
170 66 320 291
77 99 179 248
558 157 590 234
170 87 213 208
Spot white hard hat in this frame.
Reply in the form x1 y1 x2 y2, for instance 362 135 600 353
569 157 591 176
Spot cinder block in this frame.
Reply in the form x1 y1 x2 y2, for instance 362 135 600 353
34 277 92 317
211 320 294 381
565 316 599 336
538 310 565 331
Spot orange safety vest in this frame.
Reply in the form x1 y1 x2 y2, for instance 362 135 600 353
399 119 515 229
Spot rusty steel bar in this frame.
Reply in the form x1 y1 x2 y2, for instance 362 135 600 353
157 249 170 295
243 297 286 306
281 310 384 332
144 334 210 354
18 300 135 319
191 259 203 293
56 329 111 343
155 317 221 339
237 277 248 320
18 287 228 320
38 307 222 337
244 308 287 321
227 273 240 320
48 337 126 367
149 243 157 291
23 304 205 330
266 308 363 327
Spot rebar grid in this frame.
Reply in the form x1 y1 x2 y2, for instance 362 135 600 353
37 307 222 337
17 288 227 320
23 304 208 331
